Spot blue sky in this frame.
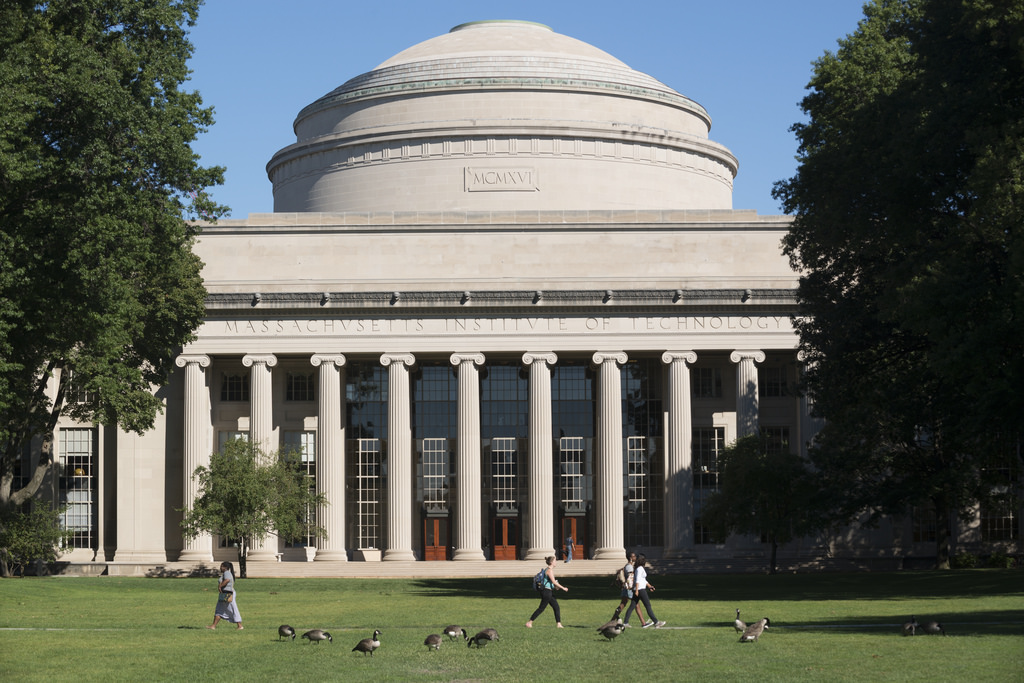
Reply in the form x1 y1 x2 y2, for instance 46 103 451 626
187 1 868 217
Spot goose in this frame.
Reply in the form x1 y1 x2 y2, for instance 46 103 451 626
734 609 746 633
598 618 625 640
920 621 945 635
468 628 499 648
739 617 770 642
301 629 332 644
902 616 918 636
353 629 382 656
278 624 296 641
443 625 468 641
424 633 442 651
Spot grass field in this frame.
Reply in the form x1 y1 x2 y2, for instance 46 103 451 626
1 569 1021 682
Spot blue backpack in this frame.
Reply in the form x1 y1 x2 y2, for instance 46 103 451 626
532 568 547 592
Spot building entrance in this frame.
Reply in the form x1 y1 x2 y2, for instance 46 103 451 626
561 516 585 561
424 517 449 561
491 516 519 560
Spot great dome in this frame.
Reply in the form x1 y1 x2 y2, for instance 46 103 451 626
267 20 738 213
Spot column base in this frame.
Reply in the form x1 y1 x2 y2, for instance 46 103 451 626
663 548 697 559
523 548 556 561
177 549 214 563
113 550 168 563
592 546 626 561
314 549 349 562
383 549 417 561
452 548 486 561
246 550 278 562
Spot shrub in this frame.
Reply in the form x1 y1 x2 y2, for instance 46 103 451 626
951 551 979 569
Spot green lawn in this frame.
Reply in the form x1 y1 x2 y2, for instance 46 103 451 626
1 570 1021 682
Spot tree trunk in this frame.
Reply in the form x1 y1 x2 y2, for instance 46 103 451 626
934 496 951 570
238 540 248 578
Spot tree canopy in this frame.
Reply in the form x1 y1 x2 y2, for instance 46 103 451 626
700 435 823 574
773 0 1024 565
180 440 327 577
0 0 224 528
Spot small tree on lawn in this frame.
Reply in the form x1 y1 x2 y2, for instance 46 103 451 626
0 505 70 577
180 439 326 577
701 435 825 574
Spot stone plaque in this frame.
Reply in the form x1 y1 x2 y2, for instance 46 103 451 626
465 167 538 191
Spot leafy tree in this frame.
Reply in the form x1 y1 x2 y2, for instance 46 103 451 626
0 505 71 577
700 435 823 574
180 440 327 578
773 0 1024 568
0 0 224 568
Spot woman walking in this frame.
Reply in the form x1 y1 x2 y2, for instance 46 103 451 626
207 561 244 630
526 555 569 628
623 553 665 629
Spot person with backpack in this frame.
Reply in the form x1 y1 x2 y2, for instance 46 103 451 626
612 551 646 628
525 555 568 628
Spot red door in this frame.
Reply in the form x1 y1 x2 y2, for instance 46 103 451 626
562 517 585 560
424 518 448 560
492 517 518 560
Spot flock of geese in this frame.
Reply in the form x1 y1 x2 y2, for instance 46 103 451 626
276 609 946 654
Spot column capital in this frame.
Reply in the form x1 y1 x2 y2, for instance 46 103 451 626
661 351 698 365
242 353 278 368
175 354 210 368
729 350 766 364
311 353 347 368
592 351 628 367
449 352 485 367
379 352 415 368
522 351 557 367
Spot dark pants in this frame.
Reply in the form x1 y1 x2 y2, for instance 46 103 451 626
530 588 561 622
624 589 657 624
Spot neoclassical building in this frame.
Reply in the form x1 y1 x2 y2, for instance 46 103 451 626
43 20 1010 570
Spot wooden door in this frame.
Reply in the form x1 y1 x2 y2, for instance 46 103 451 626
492 517 518 561
424 517 448 561
561 517 585 561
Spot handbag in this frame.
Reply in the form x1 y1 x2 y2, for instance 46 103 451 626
222 591 233 603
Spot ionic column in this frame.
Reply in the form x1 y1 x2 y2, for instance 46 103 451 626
381 353 416 561
523 352 557 561
243 353 278 562
451 353 486 561
662 351 697 558
730 350 765 437
592 351 627 560
311 354 347 561
176 354 212 562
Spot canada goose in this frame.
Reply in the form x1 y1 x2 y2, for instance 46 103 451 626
920 621 945 635
301 629 332 644
734 609 746 633
739 617 770 642
598 619 625 640
443 625 468 641
902 616 918 636
278 624 296 641
468 628 499 648
353 629 382 656
424 633 442 651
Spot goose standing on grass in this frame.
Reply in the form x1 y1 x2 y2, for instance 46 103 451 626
920 621 945 635
424 634 442 651
353 629 382 656
301 629 332 644
278 624 296 641
443 625 467 641
598 618 625 640
734 609 746 633
468 629 499 648
739 617 770 642
902 616 918 636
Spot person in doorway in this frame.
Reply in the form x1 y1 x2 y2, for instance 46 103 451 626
526 555 569 628
613 551 646 627
565 534 575 562
623 553 665 629
207 561 243 630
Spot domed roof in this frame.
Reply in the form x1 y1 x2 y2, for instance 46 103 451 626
268 21 737 214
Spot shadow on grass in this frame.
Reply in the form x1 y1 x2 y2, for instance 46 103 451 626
693 610 1024 636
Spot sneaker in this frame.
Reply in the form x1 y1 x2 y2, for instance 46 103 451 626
622 623 632 628
642 622 654 628
655 621 666 628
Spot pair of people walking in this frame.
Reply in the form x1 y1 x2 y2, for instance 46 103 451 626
617 552 665 629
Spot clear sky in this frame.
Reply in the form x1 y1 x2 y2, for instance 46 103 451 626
186 0 868 218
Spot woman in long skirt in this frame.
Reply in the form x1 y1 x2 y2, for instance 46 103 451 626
207 561 243 630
